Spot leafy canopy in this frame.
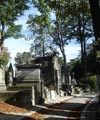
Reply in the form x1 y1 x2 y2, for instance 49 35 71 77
0 47 10 66
0 0 30 45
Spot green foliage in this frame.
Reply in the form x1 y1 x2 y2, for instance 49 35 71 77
1 54 9 66
6 24 23 39
80 75 98 91
88 76 98 90
28 0 93 84
69 42 96 81
0 0 30 46
15 52 32 65
27 1 56 57
28 0 75 63
30 35 57 57
71 1 93 80
0 47 10 66
70 59 84 80
70 57 98 91
14 53 22 65
57 56 64 65
29 0 93 60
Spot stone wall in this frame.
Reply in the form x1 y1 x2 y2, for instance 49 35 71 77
0 84 42 108
7 90 32 108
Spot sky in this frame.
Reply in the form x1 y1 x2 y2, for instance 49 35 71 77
4 4 85 67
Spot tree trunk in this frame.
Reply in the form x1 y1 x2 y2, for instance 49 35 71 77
80 40 87 80
62 49 68 85
42 40 45 58
0 21 5 59
64 54 68 85
81 41 84 65
83 40 87 80
0 44 3 65
80 41 85 78
89 0 100 40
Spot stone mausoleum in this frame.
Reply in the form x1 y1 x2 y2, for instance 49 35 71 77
15 53 61 100
0 53 61 107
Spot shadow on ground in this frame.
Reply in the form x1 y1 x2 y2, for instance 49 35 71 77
26 98 99 120
0 112 24 120
0 96 99 120
38 102 86 120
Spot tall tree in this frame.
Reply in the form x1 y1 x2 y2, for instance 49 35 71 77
86 43 96 75
30 35 56 57
89 0 100 40
69 0 93 80
28 0 76 84
0 0 30 62
27 0 93 83
27 14 56 57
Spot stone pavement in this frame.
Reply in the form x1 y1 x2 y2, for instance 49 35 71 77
80 94 100 120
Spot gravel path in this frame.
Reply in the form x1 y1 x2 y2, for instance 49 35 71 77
81 95 100 120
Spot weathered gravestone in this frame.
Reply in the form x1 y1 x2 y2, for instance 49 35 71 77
0 67 6 91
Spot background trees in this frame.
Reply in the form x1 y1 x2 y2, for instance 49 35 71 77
27 13 56 57
27 0 93 83
27 0 77 84
69 0 93 80
14 52 32 65
70 43 95 80
0 0 96 85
